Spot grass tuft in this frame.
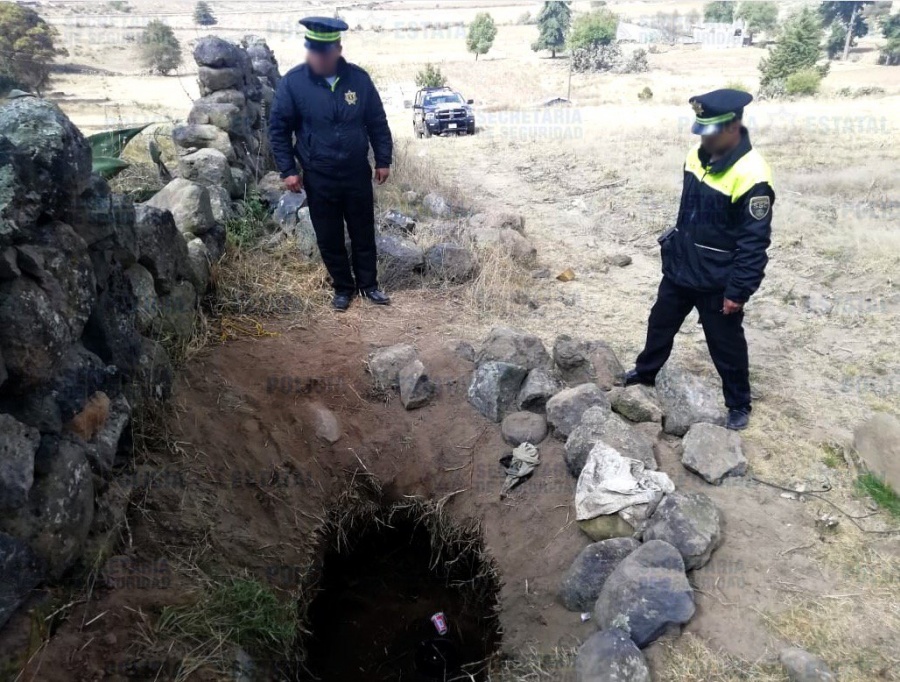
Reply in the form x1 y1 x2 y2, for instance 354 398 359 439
856 473 900 520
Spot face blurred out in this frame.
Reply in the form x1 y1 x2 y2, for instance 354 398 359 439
700 119 742 157
306 44 342 76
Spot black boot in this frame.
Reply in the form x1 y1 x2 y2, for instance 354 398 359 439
726 408 750 431
332 293 353 311
361 288 391 306
624 369 655 387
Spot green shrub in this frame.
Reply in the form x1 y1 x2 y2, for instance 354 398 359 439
568 8 619 51
785 68 822 96
725 80 751 93
139 19 182 75
637 86 653 100
415 62 446 88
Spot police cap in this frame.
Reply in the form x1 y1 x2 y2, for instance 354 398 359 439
689 88 754 135
299 16 349 52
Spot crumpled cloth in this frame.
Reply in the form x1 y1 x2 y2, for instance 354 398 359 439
575 442 674 521
500 442 541 498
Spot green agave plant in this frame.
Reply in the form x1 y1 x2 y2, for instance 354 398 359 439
86 124 152 179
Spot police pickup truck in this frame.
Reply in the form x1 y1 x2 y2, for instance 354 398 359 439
413 87 475 138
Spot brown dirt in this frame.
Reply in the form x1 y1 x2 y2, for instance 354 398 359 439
3 287 874 681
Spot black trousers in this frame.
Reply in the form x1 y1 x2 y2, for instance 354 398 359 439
303 168 378 296
635 277 751 411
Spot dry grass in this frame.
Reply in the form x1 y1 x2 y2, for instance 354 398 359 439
657 634 785 682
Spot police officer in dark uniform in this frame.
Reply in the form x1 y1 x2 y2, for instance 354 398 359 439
269 17 394 311
625 89 775 431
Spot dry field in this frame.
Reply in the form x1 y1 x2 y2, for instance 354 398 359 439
15 0 900 680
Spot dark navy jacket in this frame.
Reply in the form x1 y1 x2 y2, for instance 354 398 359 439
269 58 392 179
661 128 774 303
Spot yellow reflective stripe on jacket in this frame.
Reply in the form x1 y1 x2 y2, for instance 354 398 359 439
685 146 774 203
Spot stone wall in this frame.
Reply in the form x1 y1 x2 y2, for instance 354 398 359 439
0 35 282 630
0 95 186 627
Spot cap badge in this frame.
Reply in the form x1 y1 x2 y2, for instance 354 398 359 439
691 100 704 116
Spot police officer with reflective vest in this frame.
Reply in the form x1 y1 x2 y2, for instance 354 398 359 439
269 17 393 311
625 89 775 431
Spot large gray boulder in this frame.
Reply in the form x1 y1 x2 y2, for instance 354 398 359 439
471 227 536 262
0 277 74 390
17 221 96 336
193 35 245 68
134 337 174 401
681 423 748 485
0 436 94 579
476 328 551 371
368 344 418 390
468 362 528 423
134 205 192 295
425 242 477 283
186 238 211 294
609 385 663 423
853 413 900 493
188 99 246 136
376 234 425 284
779 648 836 682
575 628 651 682
656 364 725 436
0 532 46 629
565 405 657 477
145 178 216 235
0 414 40 510
68 175 137 261
172 123 237 162
157 281 197 343
398 359 435 410
553 335 625 390
0 98 92 239
178 148 238 198
124 264 160 335
547 384 610 439
593 540 695 648
517 368 565 413
642 492 722 570
558 537 639 612
501 411 548 446
83 267 142 378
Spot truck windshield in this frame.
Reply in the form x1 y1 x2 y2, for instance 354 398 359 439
425 93 464 106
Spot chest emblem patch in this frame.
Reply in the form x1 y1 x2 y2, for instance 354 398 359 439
749 196 771 220
345 90 358 106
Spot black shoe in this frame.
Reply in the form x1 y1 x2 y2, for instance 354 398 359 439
361 288 391 306
332 293 353 311
624 369 655 387
727 408 750 431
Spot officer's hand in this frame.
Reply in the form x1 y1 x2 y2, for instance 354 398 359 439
374 168 390 185
722 298 744 315
284 175 303 193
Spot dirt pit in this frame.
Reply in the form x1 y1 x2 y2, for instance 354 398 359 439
301 485 502 681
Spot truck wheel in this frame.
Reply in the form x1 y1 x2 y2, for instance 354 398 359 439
467 126 476 136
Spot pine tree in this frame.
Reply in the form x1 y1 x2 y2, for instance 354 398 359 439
466 12 497 61
758 7 826 86
193 1 217 26
820 1 874 60
0 3 68 94
531 1 572 58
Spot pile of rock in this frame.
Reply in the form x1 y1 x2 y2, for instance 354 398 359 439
0 97 199 627
459 327 759 678
367 344 436 410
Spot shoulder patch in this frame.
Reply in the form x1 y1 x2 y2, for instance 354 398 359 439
749 195 771 220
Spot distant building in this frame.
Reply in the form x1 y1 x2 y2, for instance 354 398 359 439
616 22 668 45
690 20 750 49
